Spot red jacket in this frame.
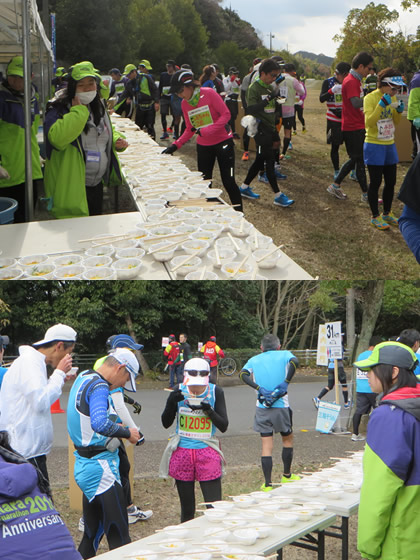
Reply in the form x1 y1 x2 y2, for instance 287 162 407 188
200 341 225 367
164 341 180 365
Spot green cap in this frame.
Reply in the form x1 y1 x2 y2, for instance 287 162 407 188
70 61 100 82
354 341 418 372
123 63 137 75
138 59 152 70
55 67 66 77
7 56 24 77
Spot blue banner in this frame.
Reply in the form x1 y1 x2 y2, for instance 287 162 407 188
50 13 56 73
316 401 341 434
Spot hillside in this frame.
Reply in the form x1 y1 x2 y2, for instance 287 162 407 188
295 51 334 67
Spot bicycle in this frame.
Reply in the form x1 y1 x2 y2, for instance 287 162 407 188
153 360 170 383
218 356 237 376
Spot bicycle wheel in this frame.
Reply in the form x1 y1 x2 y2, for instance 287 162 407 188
219 357 237 376
154 361 169 382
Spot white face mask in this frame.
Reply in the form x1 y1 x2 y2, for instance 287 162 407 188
76 90 97 105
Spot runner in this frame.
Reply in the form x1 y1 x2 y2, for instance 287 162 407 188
113 64 137 118
200 336 225 384
407 65 420 159
163 334 181 388
238 58 294 207
363 68 406 230
364 67 377 95
239 333 300 491
351 335 382 441
108 68 126 108
240 58 262 161
319 62 351 180
159 60 177 139
160 357 228 522
355 342 420 560
200 65 217 89
67 349 141 558
312 335 350 409
279 63 305 160
292 74 307 134
161 69 243 211
223 67 241 139
327 51 374 201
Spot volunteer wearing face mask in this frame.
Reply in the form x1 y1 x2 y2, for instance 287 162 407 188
43 61 128 219
162 69 243 211
160 357 228 523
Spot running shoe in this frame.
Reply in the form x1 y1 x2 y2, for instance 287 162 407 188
160 132 169 140
361 193 369 203
371 216 390 230
312 397 320 409
343 401 351 409
327 184 347 199
167 127 173 134
381 212 399 226
241 151 249 161
172 134 178 140
274 193 294 207
351 433 366 442
281 474 301 483
279 153 291 160
302 127 307 134
128 506 153 523
78 517 84 532
349 170 357 181
240 186 260 199
260 482 274 492
275 169 287 180
258 173 269 184
292 130 297 135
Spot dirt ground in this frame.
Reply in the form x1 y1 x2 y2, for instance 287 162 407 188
150 84 419 280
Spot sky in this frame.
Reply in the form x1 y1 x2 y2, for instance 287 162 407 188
221 0 420 58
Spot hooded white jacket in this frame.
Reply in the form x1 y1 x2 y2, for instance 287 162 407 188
0 345 66 458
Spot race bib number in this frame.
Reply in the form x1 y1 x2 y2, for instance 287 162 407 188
279 85 288 98
262 95 275 113
356 368 368 380
86 150 101 163
188 105 214 129
334 93 342 103
178 406 212 439
377 118 395 141
162 86 171 96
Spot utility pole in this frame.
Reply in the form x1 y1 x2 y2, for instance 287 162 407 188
269 32 275 54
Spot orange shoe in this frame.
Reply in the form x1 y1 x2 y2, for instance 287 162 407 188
241 151 249 161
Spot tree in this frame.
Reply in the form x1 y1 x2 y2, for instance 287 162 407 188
401 0 420 8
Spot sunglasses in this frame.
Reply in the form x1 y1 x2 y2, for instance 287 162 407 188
185 370 209 377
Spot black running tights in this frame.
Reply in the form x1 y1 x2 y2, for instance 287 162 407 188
175 478 222 523
367 164 396 217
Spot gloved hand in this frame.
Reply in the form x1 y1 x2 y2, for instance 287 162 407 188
258 387 273 400
396 100 405 113
132 401 142 414
330 84 342 95
161 144 178 155
0 166 10 179
188 401 212 413
379 93 392 108
414 117 420 129
168 388 185 404
191 127 202 136
136 430 145 446
275 74 285 85
271 381 289 399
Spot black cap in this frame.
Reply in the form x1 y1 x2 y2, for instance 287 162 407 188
229 67 239 74
169 69 195 94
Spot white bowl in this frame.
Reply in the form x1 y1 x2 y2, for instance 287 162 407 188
149 242 176 262
237 509 265 520
280 483 302 495
216 237 244 252
271 497 294 509
212 501 236 511
53 254 84 267
159 540 186 552
175 224 198 235
133 226 151 241
302 486 320 498
126 550 157 560
228 222 254 238
85 245 115 258
163 526 190 538
181 239 210 256
18 254 49 267
204 526 231 539
112 238 138 249
221 261 253 279
303 502 327 516
187 188 206 199
200 224 224 236
342 482 361 493
220 549 253 560
274 512 299 527
112 258 143 279
53 265 85 280
205 188 223 198
185 270 219 280
181 206 203 215
231 495 255 508
260 502 283 513
25 263 55 279
146 205 166 216
144 198 166 206
249 491 273 501
0 257 17 269
213 217 231 231
222 519 243 529
253 524 272 539
149 226 173 237
325 488 345 500
232 529 258 546
170 255 202 277
0 267 24 280
254 248 282 269
82 267 116 280
207 248 237 269
246 234 273 250
189 231 217 244
203 509 228 522
83 256 113 268
184 217 202 227
165 191 183 202
115 247 145 259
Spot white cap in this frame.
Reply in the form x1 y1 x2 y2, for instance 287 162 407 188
33 324 77 346
109 348 139 392
183 357 210 386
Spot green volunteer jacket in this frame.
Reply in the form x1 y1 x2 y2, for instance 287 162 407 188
44 101 126 219
0 82 42 188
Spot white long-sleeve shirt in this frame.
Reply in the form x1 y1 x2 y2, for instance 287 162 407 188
0 345 66 458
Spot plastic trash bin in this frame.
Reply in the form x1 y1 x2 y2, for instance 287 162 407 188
0 197 18 224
